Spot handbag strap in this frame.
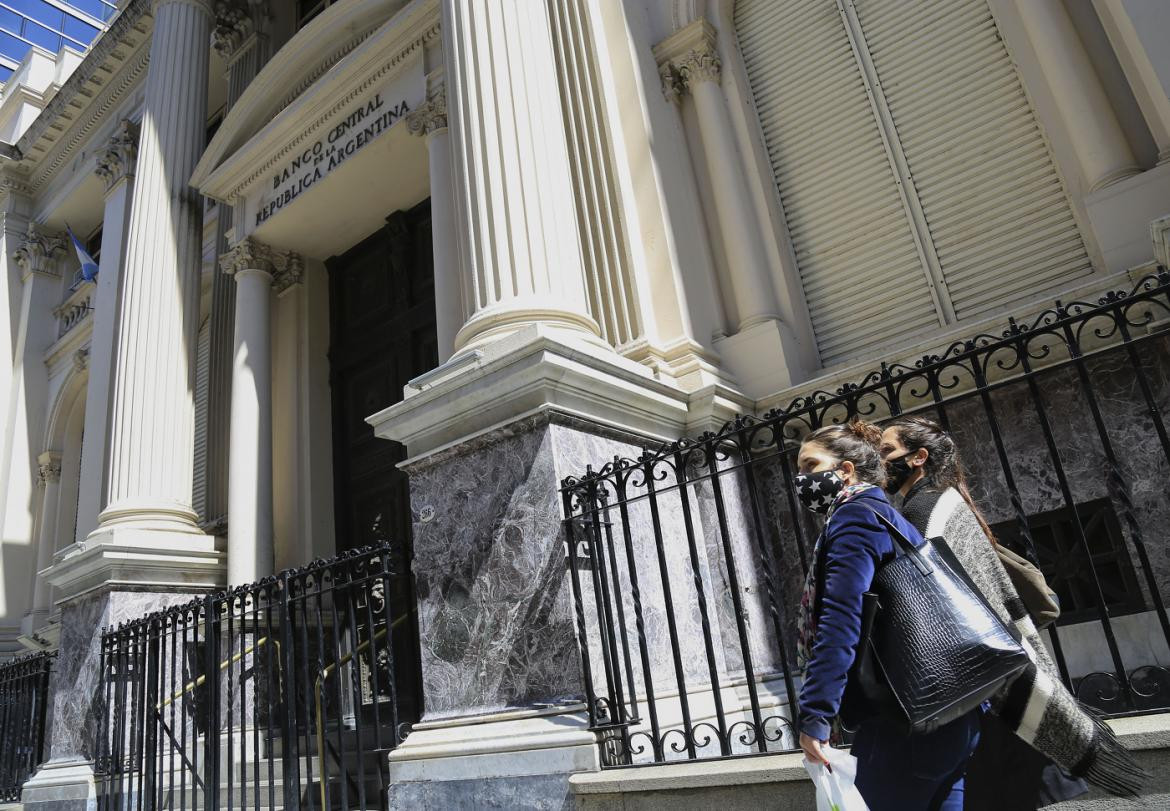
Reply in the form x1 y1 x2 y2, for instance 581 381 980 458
850 501 934 577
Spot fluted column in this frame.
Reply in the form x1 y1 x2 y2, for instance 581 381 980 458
407 88 461 363
442 0 601 352
74 120 138 542
201 0 271 532
97 0 213 532
4 225 65 584
657 22 779 331
1016 0 1139 191
29 452 62 624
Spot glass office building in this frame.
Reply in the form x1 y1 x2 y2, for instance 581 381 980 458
0 0 115 81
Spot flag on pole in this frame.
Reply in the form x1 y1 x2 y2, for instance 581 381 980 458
66 224 99 282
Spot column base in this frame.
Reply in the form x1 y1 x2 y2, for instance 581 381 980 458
713 317 808 400
20 759 98 811
47 520 223 601
370 322 693 456
387 706 599 809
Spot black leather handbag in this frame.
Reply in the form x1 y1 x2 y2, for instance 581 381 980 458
841 505 1030 735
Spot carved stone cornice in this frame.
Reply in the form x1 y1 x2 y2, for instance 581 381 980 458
94 119 140 192
37 452 62 486
13 222 66 278
653 19 722 102
272 252 304 295
406 89 447 137
0 168 32 200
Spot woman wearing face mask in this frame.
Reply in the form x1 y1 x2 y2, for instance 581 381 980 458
795 421 982 811
880 416 1143 807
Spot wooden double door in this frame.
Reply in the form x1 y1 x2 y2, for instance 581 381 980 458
326 199 436 726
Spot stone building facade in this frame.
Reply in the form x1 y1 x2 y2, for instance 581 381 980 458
0 0 1166 808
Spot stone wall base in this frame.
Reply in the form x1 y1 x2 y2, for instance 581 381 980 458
570 714 1169 811
387 707 598 810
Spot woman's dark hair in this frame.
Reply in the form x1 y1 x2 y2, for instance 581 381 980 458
803 419 886 487
887 415 997 543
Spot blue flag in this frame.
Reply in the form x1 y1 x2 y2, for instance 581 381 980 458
66 225 99 282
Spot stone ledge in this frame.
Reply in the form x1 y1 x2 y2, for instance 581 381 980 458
570 751 807 795
570 713 1170 797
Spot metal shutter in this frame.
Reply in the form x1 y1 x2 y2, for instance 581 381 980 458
852 0 1091 318
735 0 1092 366
192 318 211 521
735 0 942 365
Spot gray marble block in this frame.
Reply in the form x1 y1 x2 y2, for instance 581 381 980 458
46 590 194 763
405 413 656 720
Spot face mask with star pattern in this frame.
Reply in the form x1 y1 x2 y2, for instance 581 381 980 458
794 469 845 514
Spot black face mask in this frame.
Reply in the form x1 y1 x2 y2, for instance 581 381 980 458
794 470 845 514
884 452 916 493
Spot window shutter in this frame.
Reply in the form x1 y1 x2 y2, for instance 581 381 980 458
852 0 1091 318
192 319 211 521
735 0 1092 365
735 0 941 365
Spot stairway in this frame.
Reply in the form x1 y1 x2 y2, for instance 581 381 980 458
110 725 389 811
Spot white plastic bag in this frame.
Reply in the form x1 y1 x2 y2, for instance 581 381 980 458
802 747 870 811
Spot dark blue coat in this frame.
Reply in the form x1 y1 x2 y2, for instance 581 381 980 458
797 487 923 740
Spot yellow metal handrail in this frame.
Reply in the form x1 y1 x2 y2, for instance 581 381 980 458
149 612 409 810
315 614 408 810
157 635 281 711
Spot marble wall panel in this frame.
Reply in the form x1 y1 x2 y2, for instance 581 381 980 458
47 590 193 763
943 337 1170 612
405 415 674 720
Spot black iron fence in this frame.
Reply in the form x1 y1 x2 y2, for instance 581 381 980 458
0 650 54 800
561 270 1170 767
96 544 415 811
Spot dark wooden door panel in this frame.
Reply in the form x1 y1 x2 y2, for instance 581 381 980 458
327 199 435 726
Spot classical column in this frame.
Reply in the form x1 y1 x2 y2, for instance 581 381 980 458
29 452 62 625
202 0 271 532
1094 0 1170 164
96 0 213 535
0 175 32 599
441 0 602 352
221 239 273 585
1016 0 1139 190
656 21 779 331
74 120 138 542
3 226 65 586
407 88 462 363
270 255 308 571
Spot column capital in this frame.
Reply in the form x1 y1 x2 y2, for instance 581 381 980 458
13 222 66 279
94 119 139 192
219 236 274 276
37 451 62 486
406 89 448 137
220 237 301 286
213 1 267 62
653 19 721 102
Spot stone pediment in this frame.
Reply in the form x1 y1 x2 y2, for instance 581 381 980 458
192 0 436 207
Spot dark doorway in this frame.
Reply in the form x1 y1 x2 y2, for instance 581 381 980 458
326 198 435 728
